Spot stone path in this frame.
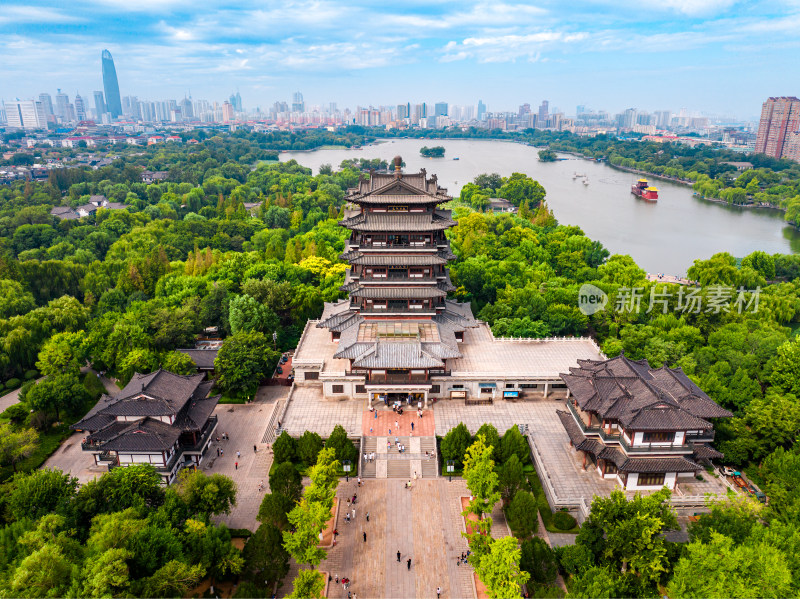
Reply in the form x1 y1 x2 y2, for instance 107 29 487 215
282 386 363 437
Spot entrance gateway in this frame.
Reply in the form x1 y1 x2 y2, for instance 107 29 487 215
368 388 429 408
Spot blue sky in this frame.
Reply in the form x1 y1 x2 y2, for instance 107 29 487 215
2 0 799 119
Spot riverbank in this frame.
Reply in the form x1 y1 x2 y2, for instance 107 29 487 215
607 163 694 187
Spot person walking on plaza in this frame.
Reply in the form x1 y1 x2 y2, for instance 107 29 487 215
397 550 401 562
363 531 367 543
236 450 241 459
357 476 362 487
395 419 399 430
366 511 370 522
437 586 441 598
407 558 411 570
411 421 414 432
235 462 238 470
253 444 257 453
352 508 356 520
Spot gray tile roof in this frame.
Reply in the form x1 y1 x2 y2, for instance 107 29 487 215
50 206 80 220
177 349 219 369
345 253 448 266
99 417 181 452
352 341 445 369
562 354 731 433
350 286 446 299
340 210 455 232
691 444 724 460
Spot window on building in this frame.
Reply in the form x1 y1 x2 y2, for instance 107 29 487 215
637 473 666 486
480 388 494 394
642 432 675 443
505 383 516 388
604 461 618 474
430 385 440 393
451 384 464 389
355 385 366 394
520 383 538 389
332 384 344 394
305 371 319 381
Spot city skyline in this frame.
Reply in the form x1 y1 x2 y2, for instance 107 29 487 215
2 1 800 120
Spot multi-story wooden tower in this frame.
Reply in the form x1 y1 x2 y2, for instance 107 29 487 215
317 157 476 404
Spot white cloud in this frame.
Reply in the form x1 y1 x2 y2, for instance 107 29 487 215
441 30 587 62
0 6 83 25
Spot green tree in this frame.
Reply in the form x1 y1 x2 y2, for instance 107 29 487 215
282 499 329 569
257 493 294 530
228 294 279 335
770 337 800 396
25 373 90 421
287 568 326 599
325 424 357 467
5 543 76 598
567 566 622 599
8 468 78 521
0 423 39 472
269 461 303 503
463 434 501 521
520 537 558 586
35 331 87 377
500 425 530 465
184 520 244 589
506 490 539 538
473 536 531 598
297 430 324 466
440 422 472 467
272 430 297 464
101 463 165 511
243 523 290 586
475 422 501 462
214 331 280 396
176 469 237 519
498 454 525 503
141 561 206 599
667 532 792 599
160 350 198 375
80 548 133 598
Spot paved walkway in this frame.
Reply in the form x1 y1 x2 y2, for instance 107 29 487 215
362 409 435 437
282 386 363 437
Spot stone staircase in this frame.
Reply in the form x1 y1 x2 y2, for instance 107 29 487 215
361 436 377 478
420 437 438 478
386 457 411 479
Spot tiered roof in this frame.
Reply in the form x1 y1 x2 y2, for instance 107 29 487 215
73 370 219 451
562 354 732 429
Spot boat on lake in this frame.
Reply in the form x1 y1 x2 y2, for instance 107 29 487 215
631 179 658 201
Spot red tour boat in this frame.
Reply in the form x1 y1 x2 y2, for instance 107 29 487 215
631 179 658 200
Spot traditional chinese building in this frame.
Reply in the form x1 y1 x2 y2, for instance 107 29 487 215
557 354 732 491
72 369 219 484
293 157 604 405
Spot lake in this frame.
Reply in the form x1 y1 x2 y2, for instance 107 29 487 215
280 139 800 275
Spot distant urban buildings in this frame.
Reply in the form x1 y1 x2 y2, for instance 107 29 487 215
291 92 305 113
755 96 800 162
101 49 123 118
3 100 48 129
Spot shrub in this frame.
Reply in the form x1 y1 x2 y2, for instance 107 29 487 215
501 425 530 465
5 378 21 390
23 370 38 380
440 422 472 467
326 424 358 465
297 430 323 466
553 510 577 531
1 403 29 425
475 423 501 462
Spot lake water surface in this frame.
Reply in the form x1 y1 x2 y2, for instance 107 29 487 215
280 139 800 275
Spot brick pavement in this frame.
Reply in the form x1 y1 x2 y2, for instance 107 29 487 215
282 386 363 437
362 409 435 437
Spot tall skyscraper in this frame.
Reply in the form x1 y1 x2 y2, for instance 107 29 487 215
180 97 194 119
538 100 549 122
38 93 54 118
755 96 800 160
292 92 305 113
93 91 106 118
397 103 409 120
434 102 448 117
230 92 242 112
477 100 486 121
74 93 87 121
101 49 123 118
222 101 234 122
655 110 672 129
4 100 48 129
55 89 70 120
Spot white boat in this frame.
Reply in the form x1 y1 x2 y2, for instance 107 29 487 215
573 172 586 179
583 178 589 185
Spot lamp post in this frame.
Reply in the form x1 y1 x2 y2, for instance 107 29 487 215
447 460 454 483
343 460 351 483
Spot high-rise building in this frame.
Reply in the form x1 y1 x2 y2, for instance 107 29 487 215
74 93 87 121
477 100 486 121
755 96 800 160
434 102 448 117
655 110 671 129
538 100 549 122
292 92 305 113
122 96 140 119
38 93 54 118
101 49 123 118
55 89 70 120
93 91 106 119
576 105 586 117
4 100 48 129
179 97 194 119
222 101 234 122
231 91 242 112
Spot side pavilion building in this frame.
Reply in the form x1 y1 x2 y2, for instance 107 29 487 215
292 157 605 405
